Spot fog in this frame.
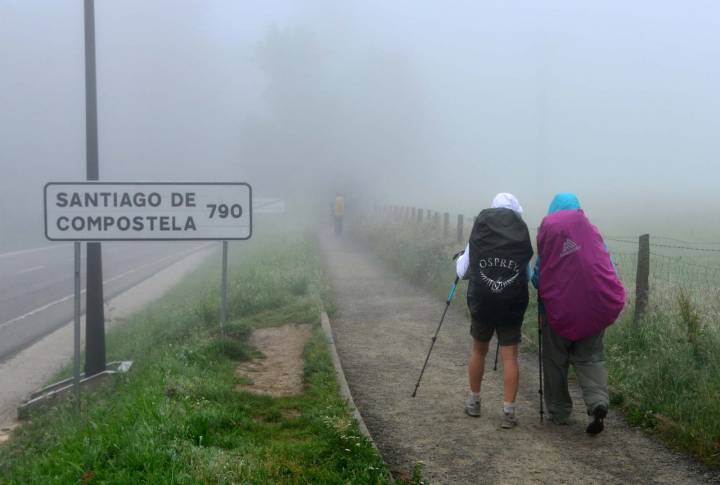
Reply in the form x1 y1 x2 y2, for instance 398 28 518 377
2 0 720 246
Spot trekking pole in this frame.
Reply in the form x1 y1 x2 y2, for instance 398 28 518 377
411 249 465 398
493 340 500 371
411 276 459 397
538 316 545 422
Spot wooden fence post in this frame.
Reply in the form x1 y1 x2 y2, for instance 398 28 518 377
634 234 650 323
443 212 449 238
456 214 464 243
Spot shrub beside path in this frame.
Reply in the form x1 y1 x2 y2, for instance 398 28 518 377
320 234 717 484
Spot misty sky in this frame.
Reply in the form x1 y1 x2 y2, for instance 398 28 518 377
1 1 719 241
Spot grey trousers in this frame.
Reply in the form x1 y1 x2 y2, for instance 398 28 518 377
542 322 609 423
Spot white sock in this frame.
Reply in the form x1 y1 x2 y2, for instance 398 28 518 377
503 402 515 415
470 392 481 402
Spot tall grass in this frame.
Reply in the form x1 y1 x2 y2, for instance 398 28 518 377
606 300 720 464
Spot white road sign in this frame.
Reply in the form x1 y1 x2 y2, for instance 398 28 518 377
44 182 252 241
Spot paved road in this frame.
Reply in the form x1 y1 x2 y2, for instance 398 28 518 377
0 241 213 362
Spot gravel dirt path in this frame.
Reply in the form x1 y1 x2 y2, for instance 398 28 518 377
320 234 719 484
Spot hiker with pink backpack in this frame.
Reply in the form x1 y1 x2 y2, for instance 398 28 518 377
532 193 625 435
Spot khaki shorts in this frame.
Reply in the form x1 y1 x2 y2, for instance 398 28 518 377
470 319 522 346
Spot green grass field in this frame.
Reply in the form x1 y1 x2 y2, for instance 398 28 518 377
0 228 392 484
352 212 720 467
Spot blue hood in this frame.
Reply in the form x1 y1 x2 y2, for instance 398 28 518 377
548 193 581 214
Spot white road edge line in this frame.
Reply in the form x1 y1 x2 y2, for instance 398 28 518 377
0 243 212 330
0 244 69 260
16 266 45 275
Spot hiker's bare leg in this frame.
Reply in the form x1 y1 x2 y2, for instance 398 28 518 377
469 339 490 393
501 343 519 403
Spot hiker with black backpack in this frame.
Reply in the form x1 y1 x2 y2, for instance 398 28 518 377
456 193 534 428
532 193 625 435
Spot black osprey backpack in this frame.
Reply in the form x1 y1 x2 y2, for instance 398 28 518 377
468 208 534 304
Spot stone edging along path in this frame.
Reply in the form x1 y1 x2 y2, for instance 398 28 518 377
319 310 375 448
319 233 718 484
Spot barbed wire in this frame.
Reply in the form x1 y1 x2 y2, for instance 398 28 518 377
605 237 637 244
605 236 720 253
603 234 720 245
604 235 640 241
651 236 720 246
648 242 720 253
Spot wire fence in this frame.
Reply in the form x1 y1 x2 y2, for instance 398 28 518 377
375 204 720 322
608 237 720 320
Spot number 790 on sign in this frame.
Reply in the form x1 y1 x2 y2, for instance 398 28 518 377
206 203 243 219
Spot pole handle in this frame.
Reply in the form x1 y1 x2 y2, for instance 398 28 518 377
446 277 459 302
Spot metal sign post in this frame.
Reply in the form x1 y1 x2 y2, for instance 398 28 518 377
83 0 105 378
220 240 229 336
73 242 82 410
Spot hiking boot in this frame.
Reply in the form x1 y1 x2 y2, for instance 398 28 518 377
465 397 481 417
586 405 608 435
501 412 518 429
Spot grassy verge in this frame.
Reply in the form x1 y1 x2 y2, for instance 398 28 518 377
352 213 720 467
0 229 391 484
605 306 720 465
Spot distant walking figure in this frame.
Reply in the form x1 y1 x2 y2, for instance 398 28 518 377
456 193 534 428
532 193 625 435
334 193 345 236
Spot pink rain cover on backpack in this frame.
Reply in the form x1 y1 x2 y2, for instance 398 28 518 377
538 210 626 341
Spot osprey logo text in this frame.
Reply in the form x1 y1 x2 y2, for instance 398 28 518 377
476 257 522 294
478 270 521 294
560 239 581 257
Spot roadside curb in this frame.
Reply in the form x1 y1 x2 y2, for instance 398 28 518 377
319 311 376 449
